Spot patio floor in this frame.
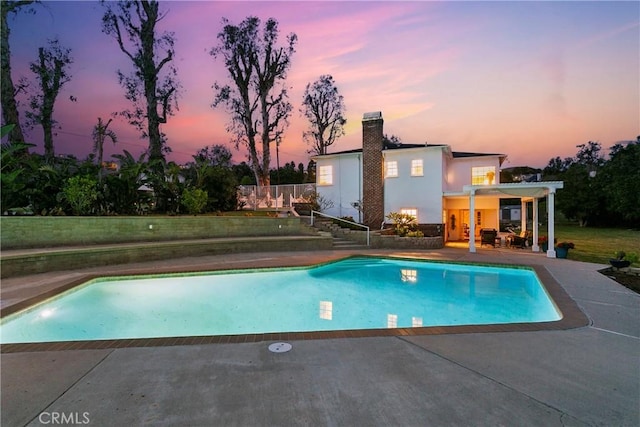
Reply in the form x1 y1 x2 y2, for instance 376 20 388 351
1 246 639 426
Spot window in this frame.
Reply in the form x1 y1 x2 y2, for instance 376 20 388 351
401 269 417 283
400 208 417 219
471 166 496 185
319 301 333 320
385 161 398 178
318 165 333 185
387 314 398 328
411 159 423 176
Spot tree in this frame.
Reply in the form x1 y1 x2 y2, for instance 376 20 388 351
25 38 74 162
1 124 36 209
383 134 402 147
552 141 606 227
600 138 640 225
199 166 237 212
575 141 605 169
1 0 36 147
106 150 152 214
270 160 305 184
92 117 117 181
300 75 346 155
193 144 233 168
211 16 297 186
232 161 255 185
102 0 179 164
543 156 572 179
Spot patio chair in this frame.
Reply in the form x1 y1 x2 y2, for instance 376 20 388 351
480 228 497 247
507 230 531 249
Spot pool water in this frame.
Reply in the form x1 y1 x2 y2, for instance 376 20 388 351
0 257 561 343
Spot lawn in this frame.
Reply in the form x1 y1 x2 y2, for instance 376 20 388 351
553 224 640 266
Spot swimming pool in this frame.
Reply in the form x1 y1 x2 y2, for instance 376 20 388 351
0 257 561 344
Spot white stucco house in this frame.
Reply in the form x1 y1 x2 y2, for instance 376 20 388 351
313 112 563 257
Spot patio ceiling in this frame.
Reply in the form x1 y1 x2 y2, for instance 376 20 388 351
461 181 564 198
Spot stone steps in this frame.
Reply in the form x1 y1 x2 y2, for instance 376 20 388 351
310 219 369 250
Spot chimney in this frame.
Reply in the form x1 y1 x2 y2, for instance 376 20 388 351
362 112 384 228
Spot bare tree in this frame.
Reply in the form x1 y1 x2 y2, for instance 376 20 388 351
25 38 73 162
301 75 346 155
211 16 297 186
92 117 117 181
1 0 37 147
101 0 179 164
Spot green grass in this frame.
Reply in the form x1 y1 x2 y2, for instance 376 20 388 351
553 224 640 266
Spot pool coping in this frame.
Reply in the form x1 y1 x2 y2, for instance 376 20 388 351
0 260 589 353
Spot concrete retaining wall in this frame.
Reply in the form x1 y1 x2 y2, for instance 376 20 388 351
0 236 332 278
372 235 443 249
314 222 443 249
0 216 307 249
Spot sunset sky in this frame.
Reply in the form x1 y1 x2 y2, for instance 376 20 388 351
7 0 639 169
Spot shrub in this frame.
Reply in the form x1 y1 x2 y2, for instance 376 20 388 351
386 212 419 237
181 187 208 215
627 252 639 265
62 175 98 215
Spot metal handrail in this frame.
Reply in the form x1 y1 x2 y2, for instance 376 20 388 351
310 210 370 246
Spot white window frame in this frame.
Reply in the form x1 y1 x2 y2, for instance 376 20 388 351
471 166 496 185
411 159 423 177
318 165 333 185
385 161 398 178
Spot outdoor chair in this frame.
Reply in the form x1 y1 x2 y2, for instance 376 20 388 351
507 230 531 249
480 228 498 247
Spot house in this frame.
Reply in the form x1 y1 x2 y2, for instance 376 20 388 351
313 111 563 257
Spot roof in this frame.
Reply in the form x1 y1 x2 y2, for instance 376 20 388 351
451 151 504 158
314 144 505 160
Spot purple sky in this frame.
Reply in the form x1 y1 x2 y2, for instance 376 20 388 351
6 1 639 169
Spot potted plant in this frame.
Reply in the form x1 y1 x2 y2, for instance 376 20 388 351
555 242 574 259
538 236 557 252
609 251 631 269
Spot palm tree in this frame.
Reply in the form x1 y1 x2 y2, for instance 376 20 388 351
92 117 117 181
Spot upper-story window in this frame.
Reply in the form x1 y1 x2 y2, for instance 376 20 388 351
385 161 398 178
411 159 423 176
471 166 496 185
318 165 333 185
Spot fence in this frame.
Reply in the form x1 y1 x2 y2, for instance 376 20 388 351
237 184 317 210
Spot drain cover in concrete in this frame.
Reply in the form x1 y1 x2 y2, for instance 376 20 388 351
268 342 292 353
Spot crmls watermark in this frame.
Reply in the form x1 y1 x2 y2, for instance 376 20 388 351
38 411 90 425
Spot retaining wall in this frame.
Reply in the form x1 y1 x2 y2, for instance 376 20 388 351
0 236 332 278
0 216 308 249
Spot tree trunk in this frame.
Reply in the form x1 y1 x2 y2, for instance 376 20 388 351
0 4 28 150
141 3 163 164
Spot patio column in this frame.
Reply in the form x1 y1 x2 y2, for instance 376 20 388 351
521 199 527 231
469 188 476 253
532 197 539 252
547 189 557 258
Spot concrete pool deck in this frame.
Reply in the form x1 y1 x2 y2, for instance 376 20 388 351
1 247 639 426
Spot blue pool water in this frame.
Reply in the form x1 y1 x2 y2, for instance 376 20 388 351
0 257 561 343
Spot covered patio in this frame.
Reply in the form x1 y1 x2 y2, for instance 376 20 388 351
461 181 564 257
